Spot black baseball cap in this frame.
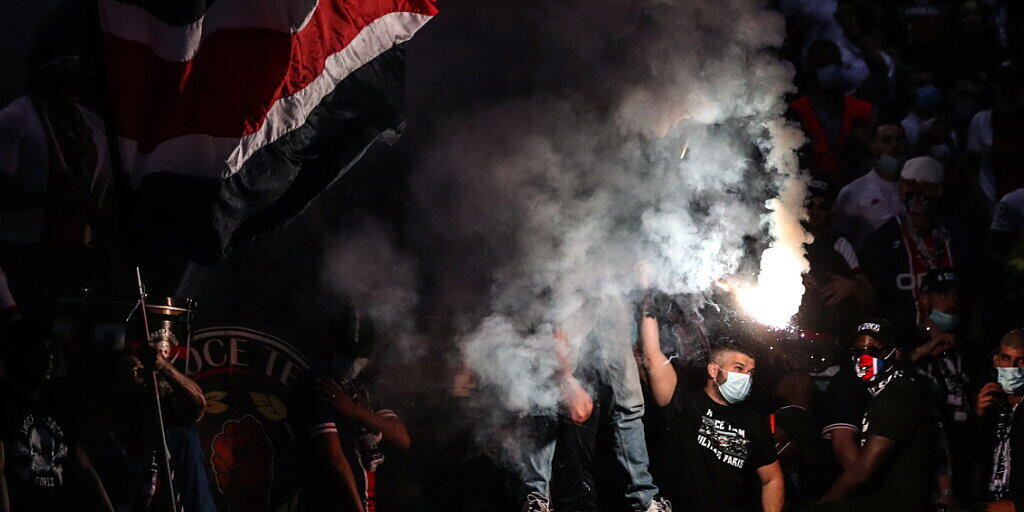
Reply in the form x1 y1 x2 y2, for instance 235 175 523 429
921 267 960 293
854 317 894 345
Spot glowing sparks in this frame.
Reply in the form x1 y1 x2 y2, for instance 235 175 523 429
715 165 812 330
716 239 808 330
717 276 797 330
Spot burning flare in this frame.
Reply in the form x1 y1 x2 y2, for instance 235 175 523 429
716 174 810 330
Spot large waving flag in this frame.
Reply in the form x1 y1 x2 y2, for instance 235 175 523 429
98 0 437 263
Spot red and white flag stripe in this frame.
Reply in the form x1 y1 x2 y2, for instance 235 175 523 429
98 0 321 62
99 0 437 185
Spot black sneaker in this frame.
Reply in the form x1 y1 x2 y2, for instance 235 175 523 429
522 492 552 512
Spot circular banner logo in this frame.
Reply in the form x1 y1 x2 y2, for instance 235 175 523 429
180 326 309 512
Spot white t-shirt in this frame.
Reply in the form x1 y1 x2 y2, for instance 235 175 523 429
832 169 905 249
0 96 110 243
966 109 995 205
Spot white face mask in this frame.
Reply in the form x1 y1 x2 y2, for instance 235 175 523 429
997 367 1024 395
715 366 752 404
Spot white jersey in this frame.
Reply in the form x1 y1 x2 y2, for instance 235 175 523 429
832 169 905 249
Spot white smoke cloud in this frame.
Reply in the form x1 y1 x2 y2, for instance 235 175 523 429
322 0 809 469
413 0 807 414
322 218 421 356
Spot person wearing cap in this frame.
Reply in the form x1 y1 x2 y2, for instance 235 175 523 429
908 268 970 398
860 155 971 336
975 329 1024 512
832 123 908 249
804 318 933 512
798 179 877 341
906 267 971 508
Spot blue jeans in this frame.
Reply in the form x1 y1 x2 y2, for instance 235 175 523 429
517 300 659 511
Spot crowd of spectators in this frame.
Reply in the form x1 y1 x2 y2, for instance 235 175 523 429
474 2 1024 512
2 1 1024 512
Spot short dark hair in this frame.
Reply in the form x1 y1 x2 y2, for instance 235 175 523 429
1001 329 1024 350
710 341 756 365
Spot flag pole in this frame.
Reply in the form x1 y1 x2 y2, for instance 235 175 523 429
92 20 180 511
135 267 180 512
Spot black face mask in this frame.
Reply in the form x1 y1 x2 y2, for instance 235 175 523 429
905 192 935 215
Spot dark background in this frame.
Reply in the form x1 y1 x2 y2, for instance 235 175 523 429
1 1 556 509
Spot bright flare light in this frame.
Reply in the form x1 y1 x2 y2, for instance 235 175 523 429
725 172 811 329
718 250 804 329
716 245 808 329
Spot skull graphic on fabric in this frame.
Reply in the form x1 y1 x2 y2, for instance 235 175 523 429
13 414 68 488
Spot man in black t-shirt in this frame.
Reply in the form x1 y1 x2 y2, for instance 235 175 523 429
651 342 784 512
804 319 933 512
0 320 114 512
975 329 1024 512
819 365 869 473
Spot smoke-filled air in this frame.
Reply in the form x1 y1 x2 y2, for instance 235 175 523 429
326 0 809 464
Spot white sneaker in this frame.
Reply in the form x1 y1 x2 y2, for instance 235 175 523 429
522 492 552 512
643 497 672 512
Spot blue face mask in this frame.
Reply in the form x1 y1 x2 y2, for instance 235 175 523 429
929 309 960 332
915 85 943 113
877 154 904 175
997 367 1024 395
816 65 844 92
716 368 752 404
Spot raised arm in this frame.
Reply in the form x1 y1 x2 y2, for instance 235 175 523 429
136 346 206 424
639 311 677 406
635 262 677 406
